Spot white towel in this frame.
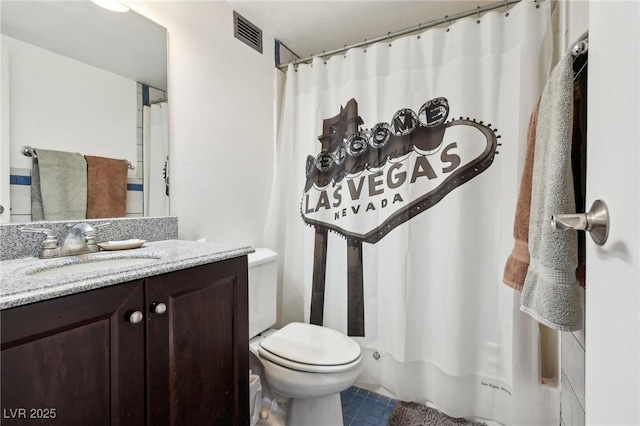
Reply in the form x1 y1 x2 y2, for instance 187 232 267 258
520 38 584 331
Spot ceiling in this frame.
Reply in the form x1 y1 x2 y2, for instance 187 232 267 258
1 1 503 83
226 0 499 61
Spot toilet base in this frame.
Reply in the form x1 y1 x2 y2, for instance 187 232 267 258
288 393 343 426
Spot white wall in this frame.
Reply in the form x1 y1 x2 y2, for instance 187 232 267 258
127 1 275 247
3 35 137 171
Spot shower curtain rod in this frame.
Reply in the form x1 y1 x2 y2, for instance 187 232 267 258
277 0 530 70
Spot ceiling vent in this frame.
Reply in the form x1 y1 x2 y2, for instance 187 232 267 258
233 11 263 54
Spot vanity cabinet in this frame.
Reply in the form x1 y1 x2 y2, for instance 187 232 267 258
145 257 249 425
1 280 145 426
0 256 249 426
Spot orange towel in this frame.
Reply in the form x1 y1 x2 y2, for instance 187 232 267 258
85 155 128 219
503 100 540 291
504 80 587 290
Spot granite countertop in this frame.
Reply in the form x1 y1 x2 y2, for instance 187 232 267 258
0 240 252 310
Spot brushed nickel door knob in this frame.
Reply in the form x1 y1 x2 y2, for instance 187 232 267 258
551 199 609 246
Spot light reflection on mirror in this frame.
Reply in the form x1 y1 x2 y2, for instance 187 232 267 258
0 1 168 223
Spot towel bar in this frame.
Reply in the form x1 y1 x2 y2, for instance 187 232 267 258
21 145 135 170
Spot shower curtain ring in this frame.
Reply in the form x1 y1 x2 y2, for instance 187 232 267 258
476 6 481 24
387 32 392 47
445 15 450 32
504 1 510 17
344 45 347 58
417 23 422 39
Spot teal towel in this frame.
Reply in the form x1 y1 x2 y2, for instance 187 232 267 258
31 148 87 221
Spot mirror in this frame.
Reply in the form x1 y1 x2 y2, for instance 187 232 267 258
0 1 168 223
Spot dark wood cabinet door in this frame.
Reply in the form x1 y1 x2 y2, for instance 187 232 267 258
146 257 249 426
0 280 145 426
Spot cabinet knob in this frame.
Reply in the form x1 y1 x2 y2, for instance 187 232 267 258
152 302 167 315
128 311 144 324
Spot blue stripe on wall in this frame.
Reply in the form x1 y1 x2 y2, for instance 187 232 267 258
11 175 142 191
10 175 31 185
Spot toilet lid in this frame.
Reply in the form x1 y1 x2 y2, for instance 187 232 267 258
258 322 361 368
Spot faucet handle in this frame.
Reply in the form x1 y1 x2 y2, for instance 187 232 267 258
20 227 61 258
89 223 111 253
82 222 111 253
88 222 110 239
20 227 59 248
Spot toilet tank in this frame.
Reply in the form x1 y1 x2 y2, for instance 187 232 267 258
248 248 278 339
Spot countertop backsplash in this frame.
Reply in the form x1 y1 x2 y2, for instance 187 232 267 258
0 216 178 261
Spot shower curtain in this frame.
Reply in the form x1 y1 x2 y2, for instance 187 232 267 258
265 2 555 424
143 102 169 216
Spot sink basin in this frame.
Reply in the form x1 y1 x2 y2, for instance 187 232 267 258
29 257 159 277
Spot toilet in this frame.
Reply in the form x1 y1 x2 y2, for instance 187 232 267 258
248 248 363 426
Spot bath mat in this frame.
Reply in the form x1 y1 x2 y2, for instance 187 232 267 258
387 401 488 426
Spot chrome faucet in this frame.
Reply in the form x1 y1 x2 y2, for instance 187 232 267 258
63 222 100 255
59 224 93 256
21 222 110 259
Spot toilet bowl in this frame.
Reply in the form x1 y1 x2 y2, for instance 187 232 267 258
248 249 363 426
258 322 363 425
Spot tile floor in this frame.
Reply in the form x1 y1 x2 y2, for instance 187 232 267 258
341 386 397 426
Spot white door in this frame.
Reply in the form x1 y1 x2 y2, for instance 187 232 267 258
586 2 639 424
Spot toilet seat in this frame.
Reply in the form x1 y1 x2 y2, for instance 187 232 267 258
258 322 362 373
